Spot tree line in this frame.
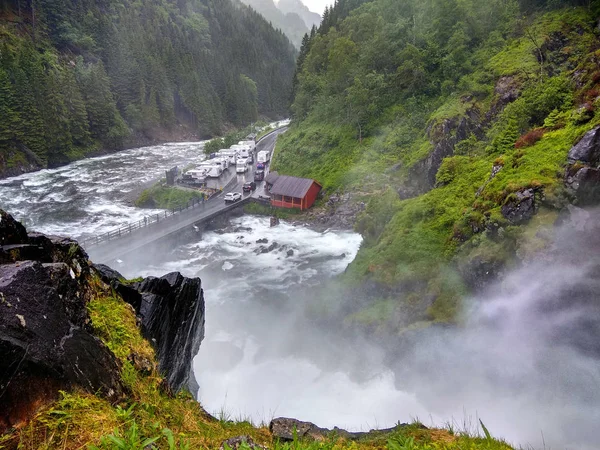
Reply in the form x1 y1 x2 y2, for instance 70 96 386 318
0 0 296 172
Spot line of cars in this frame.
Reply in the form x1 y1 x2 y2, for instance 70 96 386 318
182 139 257 185
224 148 273 203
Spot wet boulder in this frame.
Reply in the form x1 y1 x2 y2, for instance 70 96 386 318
567 126 600 165
220 436 267 450
565 127 600 205
0 260 123 432
269 417 331 441
269 417 416 442
501 189 537 224
0 209 27 245
133 272 205 393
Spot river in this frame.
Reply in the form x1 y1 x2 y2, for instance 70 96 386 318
2 142 600 449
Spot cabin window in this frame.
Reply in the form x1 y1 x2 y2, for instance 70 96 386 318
284 196 293 202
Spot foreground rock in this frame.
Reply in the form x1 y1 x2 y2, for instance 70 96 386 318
94 265 205 394
269 417 417 442
133 273 205 392
220 435 267 450
565 126 600 204
0 210 123 432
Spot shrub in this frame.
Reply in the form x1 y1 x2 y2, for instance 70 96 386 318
514 128 544 148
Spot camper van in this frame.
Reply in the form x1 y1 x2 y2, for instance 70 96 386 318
198 162 223 178
236 158 248 173
218 149 238 165
238 140 256 151
213 156 229 170
229 145 250 160
238 147 250 159
187 169 208 181
257 150 270 164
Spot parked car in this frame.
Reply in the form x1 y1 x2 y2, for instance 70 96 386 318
254 169 265 181
258 194 271 201
224 192 242 203
243 181 256 192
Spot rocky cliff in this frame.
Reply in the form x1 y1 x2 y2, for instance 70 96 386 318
94 265 205 394
0 210 205 431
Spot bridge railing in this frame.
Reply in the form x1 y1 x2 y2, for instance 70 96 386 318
81 195 209 249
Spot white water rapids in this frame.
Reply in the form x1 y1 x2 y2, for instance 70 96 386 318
1 142 600 450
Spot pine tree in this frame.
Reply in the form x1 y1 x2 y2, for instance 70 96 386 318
43 68 73 165
62 67 91 148
12 67 47 165
0 69 18 150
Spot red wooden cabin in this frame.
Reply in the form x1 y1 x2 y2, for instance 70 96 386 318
267 174 322 210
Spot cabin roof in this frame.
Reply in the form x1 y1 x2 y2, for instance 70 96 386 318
269 175 320 199
264 171 279 185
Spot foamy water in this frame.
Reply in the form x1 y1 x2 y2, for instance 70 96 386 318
118 216 436 431
0 141 206 238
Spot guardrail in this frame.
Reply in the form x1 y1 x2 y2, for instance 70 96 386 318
81 126 287 250
81 195 210 249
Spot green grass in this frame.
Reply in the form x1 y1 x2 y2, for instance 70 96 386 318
244 202 304 219
135 183 205 210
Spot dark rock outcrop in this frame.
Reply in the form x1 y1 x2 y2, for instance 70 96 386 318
501 189 537 224
565 127 600 205
220 435 267 450
411 105 483 191
0 210 123 432
291 192 365 230
567 126 600 165
133 273 205 393
94 263 205 394
94 263 143 311
269 417 417 442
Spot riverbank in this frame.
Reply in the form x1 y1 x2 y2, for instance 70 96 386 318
243 191 366 232
0 126 202 181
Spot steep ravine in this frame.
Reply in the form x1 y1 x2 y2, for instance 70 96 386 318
0 210 515 449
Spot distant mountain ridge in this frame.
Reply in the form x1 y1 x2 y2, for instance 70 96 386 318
239 0 321 47
276 0 322 29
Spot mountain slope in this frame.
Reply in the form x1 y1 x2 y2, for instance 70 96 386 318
0 0 296 177
277 0 322 28
274 0 600 330
239 0 319 47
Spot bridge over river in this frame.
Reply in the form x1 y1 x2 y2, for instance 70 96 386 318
86 127 286 264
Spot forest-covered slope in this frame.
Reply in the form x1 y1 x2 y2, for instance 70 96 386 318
274 0 600 331
0 0 296 177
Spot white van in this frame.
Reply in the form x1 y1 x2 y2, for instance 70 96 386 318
238 140 256 151
257 150 270 164
236 158 248 173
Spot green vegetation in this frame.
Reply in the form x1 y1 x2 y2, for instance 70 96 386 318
275 0 600 330
244 201 303 219
204 126 256 155
0 0 295 176
135 183 205 210
0 275 513 449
